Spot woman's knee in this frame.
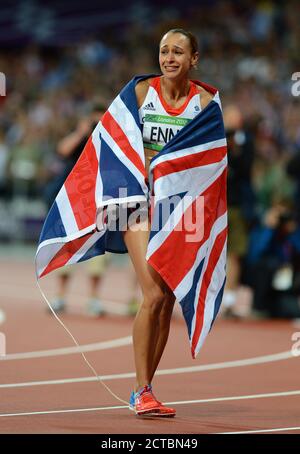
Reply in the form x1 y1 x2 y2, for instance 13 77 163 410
143 286 166 316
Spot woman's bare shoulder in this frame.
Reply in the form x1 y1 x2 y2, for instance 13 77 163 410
135 78 153 107
196 85 214 110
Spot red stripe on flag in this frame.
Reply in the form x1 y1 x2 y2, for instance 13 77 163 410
102 111 146 177
64 137 98 230
153 146 227 181
148 169 227 291
40 234 91 278
191 227 227 358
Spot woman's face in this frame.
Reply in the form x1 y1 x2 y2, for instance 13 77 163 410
159 33 198 80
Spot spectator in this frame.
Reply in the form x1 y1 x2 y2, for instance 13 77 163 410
247 196 300 318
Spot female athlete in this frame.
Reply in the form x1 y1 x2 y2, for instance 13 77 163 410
125 28 213 417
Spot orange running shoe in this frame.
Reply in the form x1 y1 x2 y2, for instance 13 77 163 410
129 385 176 417
132 385 160 416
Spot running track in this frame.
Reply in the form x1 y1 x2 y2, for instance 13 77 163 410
1 257 300 434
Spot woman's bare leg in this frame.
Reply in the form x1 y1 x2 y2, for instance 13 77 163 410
123 218 173 391
149 295 175 383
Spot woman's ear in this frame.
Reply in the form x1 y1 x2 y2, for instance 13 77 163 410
191 52 199 70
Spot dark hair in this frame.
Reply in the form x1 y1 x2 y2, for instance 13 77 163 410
161 28 198 54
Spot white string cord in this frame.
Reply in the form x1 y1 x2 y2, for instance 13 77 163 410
36 278 129 407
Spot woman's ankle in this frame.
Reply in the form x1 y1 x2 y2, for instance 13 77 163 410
134 382 151 393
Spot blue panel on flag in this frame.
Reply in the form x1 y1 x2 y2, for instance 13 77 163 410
78 235 106 263
119 79 142 131
100 138 145 200
210 277 226 331
105 230 128 254
38 202 66 243
179 258 205 338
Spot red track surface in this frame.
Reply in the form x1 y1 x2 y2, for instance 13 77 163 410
1 258 300 434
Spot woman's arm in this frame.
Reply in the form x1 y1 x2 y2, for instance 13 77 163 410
135 79 152 108
197 86 214 110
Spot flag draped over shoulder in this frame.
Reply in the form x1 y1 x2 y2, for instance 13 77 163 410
36 75 227 359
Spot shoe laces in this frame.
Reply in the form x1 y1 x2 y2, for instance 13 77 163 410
136 384 151 395
135 384 162 406
136 385 157 403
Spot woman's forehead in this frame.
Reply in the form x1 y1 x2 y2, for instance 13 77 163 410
160 33 190 49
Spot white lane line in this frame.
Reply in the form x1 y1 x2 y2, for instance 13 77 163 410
0 389 299 418
167 389 300 405
218 426 300 434
0 350 294 389
0 374 132 389
0 405 127 418
0 336 132 361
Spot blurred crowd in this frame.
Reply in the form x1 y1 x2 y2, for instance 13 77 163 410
0 0 300 318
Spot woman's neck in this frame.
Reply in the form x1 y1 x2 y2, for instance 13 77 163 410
160 76 190 103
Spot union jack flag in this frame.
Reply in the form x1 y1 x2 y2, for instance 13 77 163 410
36 75 227 359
